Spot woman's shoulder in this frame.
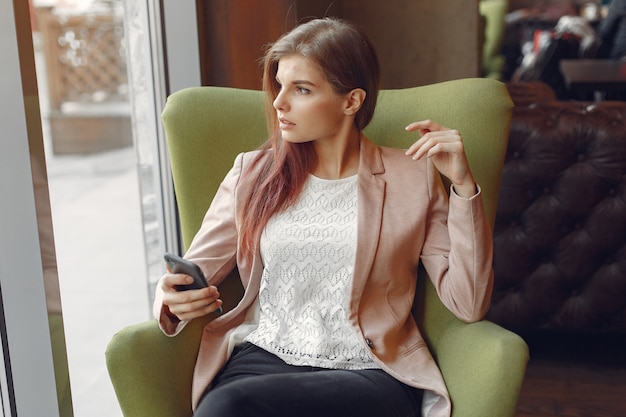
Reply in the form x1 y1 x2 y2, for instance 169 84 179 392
234 149 270 169
378 144 407 157
360 136 428 176
378 144 427 172
231 149 273 184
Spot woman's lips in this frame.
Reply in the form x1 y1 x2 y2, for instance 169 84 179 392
278 117 295 130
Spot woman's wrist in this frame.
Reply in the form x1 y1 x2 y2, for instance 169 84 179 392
452 179 478 198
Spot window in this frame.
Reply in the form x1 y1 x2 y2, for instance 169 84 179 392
3 0 202 415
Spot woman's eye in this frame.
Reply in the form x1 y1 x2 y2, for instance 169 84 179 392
296 87 311 94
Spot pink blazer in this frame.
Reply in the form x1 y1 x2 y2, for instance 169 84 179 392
154 136 494 417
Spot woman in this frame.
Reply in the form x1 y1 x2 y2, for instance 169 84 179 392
155 17 494 417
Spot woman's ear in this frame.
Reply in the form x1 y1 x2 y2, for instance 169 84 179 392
344 88 366 116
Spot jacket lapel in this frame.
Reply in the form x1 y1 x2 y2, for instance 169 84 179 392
349 137 386 315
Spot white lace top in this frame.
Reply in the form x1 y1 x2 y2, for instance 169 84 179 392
245 174 378 369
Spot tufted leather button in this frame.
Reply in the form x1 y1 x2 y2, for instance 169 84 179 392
491 96 626 334
365 338 375 349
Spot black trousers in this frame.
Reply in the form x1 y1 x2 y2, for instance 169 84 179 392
194 342 423 417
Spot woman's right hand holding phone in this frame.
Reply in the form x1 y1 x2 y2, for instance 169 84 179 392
159 272 223 322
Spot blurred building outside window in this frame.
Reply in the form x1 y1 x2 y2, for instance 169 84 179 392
30 0 164 415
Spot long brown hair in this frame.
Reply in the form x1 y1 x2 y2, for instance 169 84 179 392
240 17 380 260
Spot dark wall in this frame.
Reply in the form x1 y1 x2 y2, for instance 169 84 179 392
197 0 481 89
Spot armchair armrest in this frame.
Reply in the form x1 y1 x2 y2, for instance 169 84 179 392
105 318 206 417
437 320 529 417
414 273 529 417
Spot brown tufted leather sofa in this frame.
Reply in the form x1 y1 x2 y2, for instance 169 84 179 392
487 85 626 334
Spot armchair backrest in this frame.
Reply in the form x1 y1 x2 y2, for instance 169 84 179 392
162 78 513 351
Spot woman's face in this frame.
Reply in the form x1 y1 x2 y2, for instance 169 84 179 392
272 55 351 145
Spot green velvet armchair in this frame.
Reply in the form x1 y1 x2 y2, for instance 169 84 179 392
106 78 529 417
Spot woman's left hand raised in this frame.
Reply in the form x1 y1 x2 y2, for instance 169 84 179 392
405 119 477 198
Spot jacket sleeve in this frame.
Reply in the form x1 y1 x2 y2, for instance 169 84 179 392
419 160 494 322
153 153 245 335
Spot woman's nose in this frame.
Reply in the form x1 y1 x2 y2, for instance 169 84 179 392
273 90 287 111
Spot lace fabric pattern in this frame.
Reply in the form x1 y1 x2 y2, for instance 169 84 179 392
245 175 378 369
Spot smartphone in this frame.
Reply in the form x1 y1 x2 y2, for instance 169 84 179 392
164 252 209 291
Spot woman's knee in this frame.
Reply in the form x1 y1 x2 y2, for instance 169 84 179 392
194 383 270 417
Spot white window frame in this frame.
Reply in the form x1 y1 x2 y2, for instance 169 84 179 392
154 0 203 254
0 0 61 415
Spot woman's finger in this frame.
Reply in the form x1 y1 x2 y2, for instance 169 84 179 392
405 119 447 133
405 130 461 160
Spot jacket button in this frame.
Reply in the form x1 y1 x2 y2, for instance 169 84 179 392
365 338 374 349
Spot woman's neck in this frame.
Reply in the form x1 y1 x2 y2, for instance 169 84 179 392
311 130 361 179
